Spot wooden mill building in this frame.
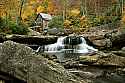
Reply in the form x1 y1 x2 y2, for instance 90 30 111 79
34 13 52 32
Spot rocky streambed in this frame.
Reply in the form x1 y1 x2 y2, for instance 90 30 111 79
62 50 125 83
0 27 125 83
0 40 125 83
0 41 84 83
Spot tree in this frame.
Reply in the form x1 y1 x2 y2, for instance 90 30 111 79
60 0 69 21
80 0 87 16
18 0 27 23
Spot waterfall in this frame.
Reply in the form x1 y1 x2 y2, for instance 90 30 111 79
77 37 98 53
36 36 98 53
44 36 66 52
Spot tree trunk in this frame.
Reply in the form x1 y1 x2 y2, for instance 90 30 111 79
19 0 25 23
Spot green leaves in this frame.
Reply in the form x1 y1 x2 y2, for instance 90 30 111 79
48 16 64 29
0 17 29 35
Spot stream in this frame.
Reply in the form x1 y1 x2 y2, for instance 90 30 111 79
34 36 125 83
36 36 98 62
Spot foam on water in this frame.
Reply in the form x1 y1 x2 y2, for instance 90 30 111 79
36 36 98 62
39 36 98 53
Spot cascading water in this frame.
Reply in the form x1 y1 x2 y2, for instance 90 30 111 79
44 36 66 52
77 37 98 53
42 36 97 53
36 36 98 62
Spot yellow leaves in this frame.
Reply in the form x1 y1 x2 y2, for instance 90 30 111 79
70 9 80 17
64 20 72 29
121 15 125 24
29 0 36 5
0 0 19 18
37 6 45 13
22 6 34 20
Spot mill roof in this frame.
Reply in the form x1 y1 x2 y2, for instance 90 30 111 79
38 13 52 21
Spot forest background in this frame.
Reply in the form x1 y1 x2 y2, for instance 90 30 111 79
0 0 125 35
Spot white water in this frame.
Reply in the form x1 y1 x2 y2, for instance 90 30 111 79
44 36 66 52
77 37 98 53
42 36 98 53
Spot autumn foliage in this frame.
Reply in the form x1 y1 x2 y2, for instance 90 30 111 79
0 0 124 34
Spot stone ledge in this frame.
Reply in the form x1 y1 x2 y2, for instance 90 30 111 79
0 34 58 45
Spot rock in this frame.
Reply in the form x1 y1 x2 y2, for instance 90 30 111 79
0 33 6 43
121 47 125 51
0 41 84 83
61 50 125 83
109 31 125 49
82 27 125 50
92 39 112 48
92 39 107 47
93 53 125 67
0 34 58 45
79 55 99 64
64 29 73 35
68 69 96 79
6 35 58 45
64 36 83 45
79 51 125 67
112 51 125 57
88 35 104 41
48 28 60 35
28 28 41 36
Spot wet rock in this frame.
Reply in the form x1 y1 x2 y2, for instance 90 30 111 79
0 41 84 83
64 36 83 45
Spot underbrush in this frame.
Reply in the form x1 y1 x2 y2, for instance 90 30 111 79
0 17 29 35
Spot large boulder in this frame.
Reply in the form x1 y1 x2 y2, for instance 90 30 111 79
82 28 125 50
63 51 125 83
0 34 58 45
79 51 125 67
0 41 84 83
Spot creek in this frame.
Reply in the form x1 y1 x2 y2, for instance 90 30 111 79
36 36 98 62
